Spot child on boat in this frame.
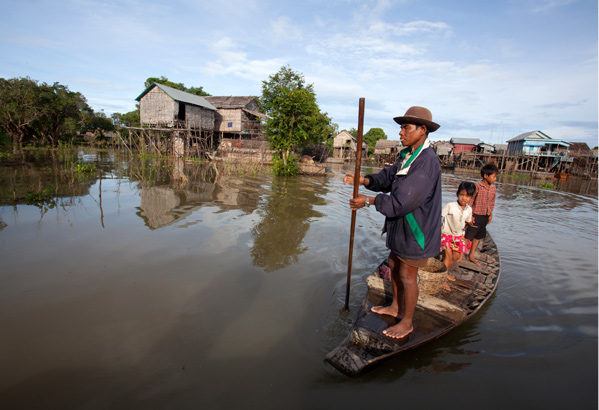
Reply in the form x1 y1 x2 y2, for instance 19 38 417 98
464 163 499 265
441 182 476 282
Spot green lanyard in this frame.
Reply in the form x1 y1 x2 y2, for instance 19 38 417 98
399 141 425 171
398 143 426 250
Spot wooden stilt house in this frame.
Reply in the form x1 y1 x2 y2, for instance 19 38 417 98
136 83 217 130
203 96 266 139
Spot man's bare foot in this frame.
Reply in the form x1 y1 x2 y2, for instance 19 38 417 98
444 282 451 292
468 255 481 265
383 321 413 339
371 305 402 318
447 275 456 282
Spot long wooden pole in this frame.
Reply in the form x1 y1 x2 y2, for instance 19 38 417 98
345 98 365 310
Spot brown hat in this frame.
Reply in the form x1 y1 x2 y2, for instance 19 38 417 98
393 106 440 132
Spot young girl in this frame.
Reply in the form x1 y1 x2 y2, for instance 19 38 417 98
441 182 476 279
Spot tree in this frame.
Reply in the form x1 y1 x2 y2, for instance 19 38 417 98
0 77 43 145
0 77 114 146
34 82 90 146
112 105 140 127
363 127 387 156
260 66 333 175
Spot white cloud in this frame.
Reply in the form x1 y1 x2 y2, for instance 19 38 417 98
524 0 577 13
270 16 303 45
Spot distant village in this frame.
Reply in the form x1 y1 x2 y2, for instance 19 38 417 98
126 82 597 178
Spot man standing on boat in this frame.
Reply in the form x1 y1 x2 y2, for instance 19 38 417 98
344 106 442 339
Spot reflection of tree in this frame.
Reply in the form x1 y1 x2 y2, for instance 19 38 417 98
251 178 327 272
0 148 103 206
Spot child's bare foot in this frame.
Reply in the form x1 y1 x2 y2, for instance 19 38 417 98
383 320 413 339
447 275 456 281
371 305 402 318
468 255 481 265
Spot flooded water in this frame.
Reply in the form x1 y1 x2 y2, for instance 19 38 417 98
0 149 597 409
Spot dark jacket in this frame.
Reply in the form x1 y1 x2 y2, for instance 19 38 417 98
365 146 442 260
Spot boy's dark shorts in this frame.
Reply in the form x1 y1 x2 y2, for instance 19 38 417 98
465 214 490 240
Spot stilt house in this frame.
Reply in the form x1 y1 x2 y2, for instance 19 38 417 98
451 138 481 154
374 140 400 155
333 131 368 160
507 131 570 155
203 96 266 139
135 83 217 130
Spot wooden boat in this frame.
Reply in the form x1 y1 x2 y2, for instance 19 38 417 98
325 232 500 376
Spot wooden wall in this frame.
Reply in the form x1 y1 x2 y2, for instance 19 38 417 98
140 87 177 126
185 105 215 130
140 87 215 130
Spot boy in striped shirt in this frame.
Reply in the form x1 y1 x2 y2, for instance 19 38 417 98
464 163 499 265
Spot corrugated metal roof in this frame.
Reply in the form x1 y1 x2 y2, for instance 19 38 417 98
135 83 217 111
507 130 550 142
450 138 481 145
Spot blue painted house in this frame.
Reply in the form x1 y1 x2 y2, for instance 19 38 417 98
507 131 571 155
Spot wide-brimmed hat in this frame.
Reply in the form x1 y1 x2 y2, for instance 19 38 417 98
393 106 440 132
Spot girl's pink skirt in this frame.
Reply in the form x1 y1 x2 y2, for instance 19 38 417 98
441 234 468 254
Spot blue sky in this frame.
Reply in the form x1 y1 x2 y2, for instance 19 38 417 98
1 0 597 147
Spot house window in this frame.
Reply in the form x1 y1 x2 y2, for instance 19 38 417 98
228 122 233 128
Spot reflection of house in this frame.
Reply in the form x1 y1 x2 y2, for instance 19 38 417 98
136 83 217 129
374 140 400 155
203 96 266 138
333 131 368 160
451 138 481 154
507 131 571 155
137 182 260 229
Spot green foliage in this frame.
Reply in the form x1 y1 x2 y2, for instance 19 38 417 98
82 109 115 136
112 105 140 127
363 127 387 156
0 130 9 146
0 77 114 146
260 66 334 174
539 182 557 190
72 161 97 175
144 76 211 96
24 185 56 203
272 154 299 176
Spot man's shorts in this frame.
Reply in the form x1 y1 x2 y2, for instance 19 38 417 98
464 213 490 240
389 251 429 268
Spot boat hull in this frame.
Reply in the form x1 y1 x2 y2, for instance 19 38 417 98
326 232 501 376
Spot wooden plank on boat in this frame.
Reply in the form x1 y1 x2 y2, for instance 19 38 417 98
365 275 467 323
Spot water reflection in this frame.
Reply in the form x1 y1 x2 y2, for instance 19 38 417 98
251 177 328 272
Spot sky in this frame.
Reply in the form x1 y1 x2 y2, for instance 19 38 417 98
1 0 597 147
